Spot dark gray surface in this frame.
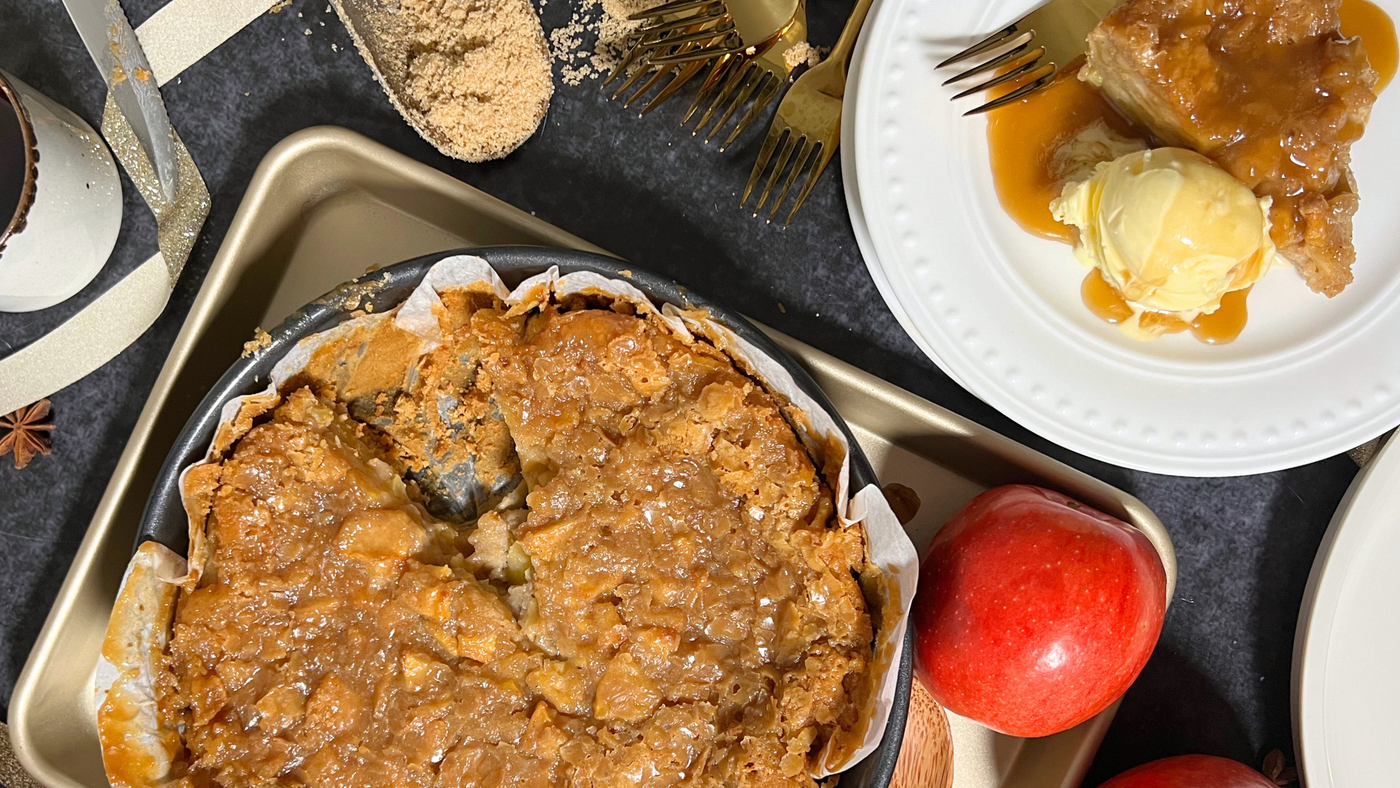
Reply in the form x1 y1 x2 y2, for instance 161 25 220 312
0 0 1360 784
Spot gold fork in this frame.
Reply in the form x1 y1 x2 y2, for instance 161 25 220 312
605 4 731 101
606 0 797 112
611 0 738 71
688 0 807 149
608 23 725 111
937 0 1116 114
742 0 873 224
652 0 798 66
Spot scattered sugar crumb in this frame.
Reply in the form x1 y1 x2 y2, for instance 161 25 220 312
549 0 661 86
332 43 339 51
784 41 824 70
619 269 633 278
297 10 303 16
778 302 786 313
242 328 273 358
304 28 312 35
269 0 292 13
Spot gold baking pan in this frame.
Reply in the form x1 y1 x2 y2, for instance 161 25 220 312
8 126 1176 788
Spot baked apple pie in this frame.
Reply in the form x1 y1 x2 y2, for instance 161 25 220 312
98 286 878 788
1083 0 1380 295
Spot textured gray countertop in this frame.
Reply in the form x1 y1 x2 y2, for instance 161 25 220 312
0 0 1360 783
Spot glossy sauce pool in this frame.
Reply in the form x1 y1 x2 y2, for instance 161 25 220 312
985 61 1132 244
1080 269 1252 345
1342 0 1398 91
987 0 1396 344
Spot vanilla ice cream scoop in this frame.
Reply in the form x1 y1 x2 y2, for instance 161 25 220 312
1051 147 1276 316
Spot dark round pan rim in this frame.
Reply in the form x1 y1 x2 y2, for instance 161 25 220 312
135 246 911 788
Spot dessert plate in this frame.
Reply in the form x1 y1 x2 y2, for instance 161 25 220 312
840 0 969 389
1293 433 1400 788
850 0 1400 476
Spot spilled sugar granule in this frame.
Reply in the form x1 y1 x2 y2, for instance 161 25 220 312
549 0 662 85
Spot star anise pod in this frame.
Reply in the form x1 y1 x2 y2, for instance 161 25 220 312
0 399 54 470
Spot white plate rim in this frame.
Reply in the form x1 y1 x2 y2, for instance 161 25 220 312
1291 434 1400 788
840 0 972 389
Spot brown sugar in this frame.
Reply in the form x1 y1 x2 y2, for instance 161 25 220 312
398 0 554 162
783 41 824 70
551 0 663 85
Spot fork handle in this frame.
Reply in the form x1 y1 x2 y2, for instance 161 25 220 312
830 0 877 73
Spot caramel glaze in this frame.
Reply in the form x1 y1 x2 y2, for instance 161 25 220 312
165 306 876 788
986 60 1137 243
1081 270 1252 345
1342 0 1398 90
988 0 1394 345
1080 269 1135 325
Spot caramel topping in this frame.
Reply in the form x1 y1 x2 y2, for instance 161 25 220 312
1190 286 1252 345
1098 0 1374 199
1341 0 1397 91
1086 0 1379 296
1081 269 1253 344
987 61 1142 243
1081 268 1135 325
166 303 873 788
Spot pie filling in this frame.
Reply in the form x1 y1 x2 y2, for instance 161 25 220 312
162 299 874 788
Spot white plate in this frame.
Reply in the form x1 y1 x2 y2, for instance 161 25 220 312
841 0 971 390
1292 433 1400 787
850 0 1400 476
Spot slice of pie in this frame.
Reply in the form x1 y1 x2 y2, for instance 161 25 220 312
1083 0 1379 296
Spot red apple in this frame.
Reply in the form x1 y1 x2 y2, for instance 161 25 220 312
912 484 1166 737
1099 755 1276 787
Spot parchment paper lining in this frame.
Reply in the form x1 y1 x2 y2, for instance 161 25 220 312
104 255 918 778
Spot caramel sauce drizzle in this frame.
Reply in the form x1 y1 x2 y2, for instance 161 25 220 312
985 63 1131 244
1081 269 1251 345
1342 0 1398 91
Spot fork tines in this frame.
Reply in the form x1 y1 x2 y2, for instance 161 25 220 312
741 125 826 225
608 26 713 109
604 0 745 111
685 57 779 147
937 22 1056 115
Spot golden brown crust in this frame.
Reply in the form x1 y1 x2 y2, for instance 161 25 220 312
1273 187 1361 296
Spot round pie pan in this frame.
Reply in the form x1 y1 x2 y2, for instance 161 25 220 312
133 246 912 788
